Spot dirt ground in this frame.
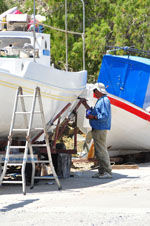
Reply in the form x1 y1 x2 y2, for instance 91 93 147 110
0 162 150 226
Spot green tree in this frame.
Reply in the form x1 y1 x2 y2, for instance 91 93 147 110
0 0 8 14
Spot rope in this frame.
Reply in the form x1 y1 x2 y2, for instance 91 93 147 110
39 22 83 36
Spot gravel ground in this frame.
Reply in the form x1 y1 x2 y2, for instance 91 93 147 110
0 162 150 226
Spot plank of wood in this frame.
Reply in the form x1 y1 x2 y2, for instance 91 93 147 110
72 159 139 169
112 164 139 169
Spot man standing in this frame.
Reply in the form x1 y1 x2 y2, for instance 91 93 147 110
81 83 112 179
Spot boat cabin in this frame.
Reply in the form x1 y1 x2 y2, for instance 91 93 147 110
0 31 50 67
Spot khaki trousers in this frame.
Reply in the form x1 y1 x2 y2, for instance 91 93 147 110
92 130 112 174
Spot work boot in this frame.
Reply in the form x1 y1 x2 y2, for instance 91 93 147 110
92 172 112 179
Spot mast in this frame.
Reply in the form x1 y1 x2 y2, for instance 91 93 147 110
65 0 68 71
33 0 36 62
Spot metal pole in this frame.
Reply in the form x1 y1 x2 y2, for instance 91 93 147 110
65 0 68 71
33 0 36 63
80 0 85 70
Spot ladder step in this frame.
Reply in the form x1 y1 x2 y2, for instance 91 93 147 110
31 144 47 147
7 163 23 166
13 128 44 132
34 176 54 179
15 111 41 114
34 160 50 163
2 181 23 184
12 129 28 132
18 94 34 97
10 146 26 149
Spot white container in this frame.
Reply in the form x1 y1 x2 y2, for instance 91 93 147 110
7 14 29 22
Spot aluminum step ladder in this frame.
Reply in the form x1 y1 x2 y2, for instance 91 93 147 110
0 86 62 195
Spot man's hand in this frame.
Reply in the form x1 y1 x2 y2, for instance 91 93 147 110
78 97 87 104
78 97 90 110
86 114 96 120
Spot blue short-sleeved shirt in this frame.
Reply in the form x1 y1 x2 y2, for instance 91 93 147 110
89 95 111 130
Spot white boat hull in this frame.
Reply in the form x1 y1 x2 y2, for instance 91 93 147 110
0 66 87 137
108 96 150 150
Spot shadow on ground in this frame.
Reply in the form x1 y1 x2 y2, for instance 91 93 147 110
0 199 39 212
0 170 139 195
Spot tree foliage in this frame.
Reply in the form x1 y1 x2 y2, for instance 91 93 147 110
0 0 8 14
3 0 150 82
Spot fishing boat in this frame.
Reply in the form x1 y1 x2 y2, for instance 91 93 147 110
0 8 87 138
78 47 150 156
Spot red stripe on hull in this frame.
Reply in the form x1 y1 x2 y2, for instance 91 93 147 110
108 96 150 122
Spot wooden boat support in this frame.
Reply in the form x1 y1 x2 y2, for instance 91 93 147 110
31 98 83 155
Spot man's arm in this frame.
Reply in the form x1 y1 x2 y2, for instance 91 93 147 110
95 97 110 120
79 98 97 120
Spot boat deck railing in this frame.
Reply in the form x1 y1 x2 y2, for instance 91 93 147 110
106 46 150 58
0 47 39 58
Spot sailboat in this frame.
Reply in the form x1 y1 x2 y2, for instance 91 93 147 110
0 8 87 138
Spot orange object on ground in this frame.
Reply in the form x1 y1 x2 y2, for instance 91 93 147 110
88 142 95 159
